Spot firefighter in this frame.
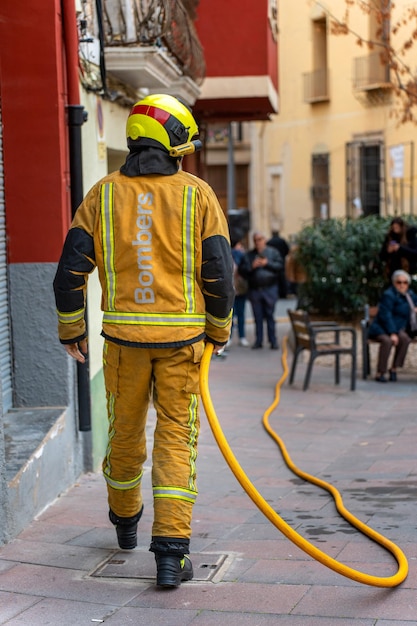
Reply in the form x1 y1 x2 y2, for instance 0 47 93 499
53 94 234 588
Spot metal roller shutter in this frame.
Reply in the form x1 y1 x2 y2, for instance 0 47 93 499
0 103 13 412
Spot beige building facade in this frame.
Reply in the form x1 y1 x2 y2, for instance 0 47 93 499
249 0 416 241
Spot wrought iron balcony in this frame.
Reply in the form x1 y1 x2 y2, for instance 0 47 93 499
103 0 205 87
80 0 205 102
303 68 329 103
353 51 391 91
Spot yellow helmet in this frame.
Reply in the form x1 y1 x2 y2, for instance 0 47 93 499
126 94 198 151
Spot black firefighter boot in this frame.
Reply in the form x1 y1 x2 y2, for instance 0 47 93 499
109 506 143 550
150 537 193 588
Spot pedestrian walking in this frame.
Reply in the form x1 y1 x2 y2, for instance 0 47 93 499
53 94 234 588
229 238 249 347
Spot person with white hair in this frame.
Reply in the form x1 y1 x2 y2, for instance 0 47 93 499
368 269 417 382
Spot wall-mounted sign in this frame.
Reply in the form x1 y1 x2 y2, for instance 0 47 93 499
389 144 404 179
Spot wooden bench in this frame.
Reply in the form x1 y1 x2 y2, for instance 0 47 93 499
360 305 417 379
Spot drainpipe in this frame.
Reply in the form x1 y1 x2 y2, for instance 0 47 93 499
227 122 236 211
61 0 91 434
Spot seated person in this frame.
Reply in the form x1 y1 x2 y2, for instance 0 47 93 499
368 270 417 382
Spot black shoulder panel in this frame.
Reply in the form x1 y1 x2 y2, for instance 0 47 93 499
202 235 234 318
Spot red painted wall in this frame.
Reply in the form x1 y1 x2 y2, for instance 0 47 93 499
0 0 71 263
195 0 278 89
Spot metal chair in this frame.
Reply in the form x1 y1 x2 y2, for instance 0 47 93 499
287 309 357 391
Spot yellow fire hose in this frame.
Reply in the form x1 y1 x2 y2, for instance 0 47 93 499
199 337 408 588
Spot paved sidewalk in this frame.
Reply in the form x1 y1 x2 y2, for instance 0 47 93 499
0 311 416 625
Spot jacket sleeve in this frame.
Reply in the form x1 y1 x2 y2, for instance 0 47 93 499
53 190 97 344
200 187 234 345
266 247 283 273
399 242 417 261
377 291 398 335
238 252 253 279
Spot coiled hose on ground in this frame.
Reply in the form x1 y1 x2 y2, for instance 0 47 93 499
199 337 408 588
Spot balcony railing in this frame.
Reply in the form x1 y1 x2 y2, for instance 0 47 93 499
303 68 329 103
353 52 391 91
102 0 205 85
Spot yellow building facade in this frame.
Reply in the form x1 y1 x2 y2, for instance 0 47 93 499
251 0 416 241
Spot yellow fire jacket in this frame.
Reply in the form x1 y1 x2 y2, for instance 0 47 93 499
53 169 234 347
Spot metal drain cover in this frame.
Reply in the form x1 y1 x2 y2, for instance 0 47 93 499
91 551 227 582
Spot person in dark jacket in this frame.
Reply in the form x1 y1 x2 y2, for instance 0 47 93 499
368 269 417 382
267 230 290 298
238 232 283 349
379 217 417 280
229 238 249 347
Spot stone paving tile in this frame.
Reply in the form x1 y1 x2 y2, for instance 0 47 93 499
0 539 113 570
36 504 108 529
102 606 200 625
1 598 119 626
17 521 100 545
67 526 131 550
202 537 315 560
336 540 407 565
211 493 262 512
369 459 417 475
219 555 258 581
293 585 417 621
0 590 41 624
192 505 255 526
187 519 239 542
238 557 400 588
127 581 310 614
0 562 146 605
213 534 285 557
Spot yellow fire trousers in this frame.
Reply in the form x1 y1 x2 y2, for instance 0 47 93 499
102 339 205 538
